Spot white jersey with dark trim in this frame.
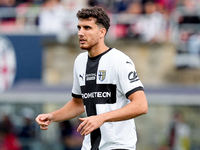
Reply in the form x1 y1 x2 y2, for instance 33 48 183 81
72 48 144 150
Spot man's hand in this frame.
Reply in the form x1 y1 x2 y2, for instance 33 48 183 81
35 114 53 130
77 115 105 136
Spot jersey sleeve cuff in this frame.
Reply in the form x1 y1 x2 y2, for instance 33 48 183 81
125 86 144 99
72 93 82 99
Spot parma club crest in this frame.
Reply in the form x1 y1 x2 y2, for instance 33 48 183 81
98 70 106 81
0 36 16 92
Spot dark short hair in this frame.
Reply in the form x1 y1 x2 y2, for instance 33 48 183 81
76 6 110 33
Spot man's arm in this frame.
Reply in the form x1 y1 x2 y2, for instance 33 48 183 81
77 90 148 135
35 97 85 130
103 90 148 121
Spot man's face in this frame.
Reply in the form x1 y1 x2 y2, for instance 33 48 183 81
77 18 102 50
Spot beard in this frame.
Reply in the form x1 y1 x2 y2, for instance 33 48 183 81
79 44 90 50
79 40 98 50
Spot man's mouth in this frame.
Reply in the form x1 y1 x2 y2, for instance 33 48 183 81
79 39 86 44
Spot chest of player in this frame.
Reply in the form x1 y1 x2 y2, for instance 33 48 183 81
77 57 117 86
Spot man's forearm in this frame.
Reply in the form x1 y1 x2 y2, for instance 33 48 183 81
51 98 85 122
101 91 148 122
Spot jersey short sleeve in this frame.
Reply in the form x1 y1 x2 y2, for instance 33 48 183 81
116 52 144 98
71 52 88 98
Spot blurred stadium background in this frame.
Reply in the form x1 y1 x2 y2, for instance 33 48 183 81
0 0 200 150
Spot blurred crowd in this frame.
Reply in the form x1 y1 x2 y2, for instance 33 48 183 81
0 107 36 150
0 106 83 150
0 0 200 43
0 0 200 69
158 111 191 150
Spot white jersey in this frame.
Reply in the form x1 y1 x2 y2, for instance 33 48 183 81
72 48 144 150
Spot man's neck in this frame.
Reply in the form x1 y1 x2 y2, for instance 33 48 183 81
88 44 109 58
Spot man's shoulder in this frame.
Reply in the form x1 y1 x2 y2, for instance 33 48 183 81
73 52 88 67
75 51 88 60
108 48 122 55
109 48 129 60
77 51 88 57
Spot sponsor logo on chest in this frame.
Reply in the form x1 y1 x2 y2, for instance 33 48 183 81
80 70 107 82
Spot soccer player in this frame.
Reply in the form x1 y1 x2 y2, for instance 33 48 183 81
35 6 148 150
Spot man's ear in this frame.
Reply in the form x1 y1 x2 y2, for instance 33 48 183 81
99 28 107 38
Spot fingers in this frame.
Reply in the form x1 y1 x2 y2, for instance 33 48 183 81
80 124 94 136
77 117 99 136
35 114 52 130
77 118 85 133
40 125 49 130
39 119 51 130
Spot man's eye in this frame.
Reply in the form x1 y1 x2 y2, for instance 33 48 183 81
85 26 91 30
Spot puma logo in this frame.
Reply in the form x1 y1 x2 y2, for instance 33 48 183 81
126 61 132 65
79 74 84 80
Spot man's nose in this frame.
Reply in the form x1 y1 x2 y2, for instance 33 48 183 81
78 29 84 36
